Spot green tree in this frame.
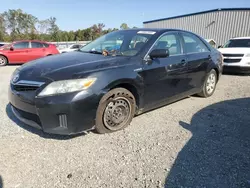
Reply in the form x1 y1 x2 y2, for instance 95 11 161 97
67 31 75 41
3 9 38 40
0 14 6 41
82 28 92 41
0 9 123 42
48 17 60 41
120 23 129 30
38 19 50 36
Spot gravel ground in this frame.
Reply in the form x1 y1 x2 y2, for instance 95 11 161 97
0 66 250 188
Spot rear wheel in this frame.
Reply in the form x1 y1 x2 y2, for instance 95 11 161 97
95 88 136 134
0 55 7 66
198 69 217 97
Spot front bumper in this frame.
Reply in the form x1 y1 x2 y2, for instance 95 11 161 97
9 86 102 135
223 65 250 74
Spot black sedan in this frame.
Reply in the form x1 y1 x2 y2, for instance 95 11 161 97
9 29 223 135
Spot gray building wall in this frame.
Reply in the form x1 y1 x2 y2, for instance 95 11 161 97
143 10 250 46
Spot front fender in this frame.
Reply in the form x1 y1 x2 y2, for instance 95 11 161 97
89 66 144 108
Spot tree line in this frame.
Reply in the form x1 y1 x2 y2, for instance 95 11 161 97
0 9 137 42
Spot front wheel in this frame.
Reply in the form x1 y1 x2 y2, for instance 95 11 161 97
197 69 217 97
95 88 136 134
0 55 7 66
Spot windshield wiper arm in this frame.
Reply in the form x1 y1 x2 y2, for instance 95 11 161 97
88 50 103 54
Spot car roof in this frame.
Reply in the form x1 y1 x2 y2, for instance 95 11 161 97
123 28 187 32
231 37 250 40
119 28 202 37
13 40 49 43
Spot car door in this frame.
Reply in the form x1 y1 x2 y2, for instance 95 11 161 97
140 32 189 110
180 32 212 94
30 42 47 61
7 41 30 63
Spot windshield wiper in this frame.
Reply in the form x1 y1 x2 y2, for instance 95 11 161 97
88 50 103 55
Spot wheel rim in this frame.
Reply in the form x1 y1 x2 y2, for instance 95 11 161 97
0 57 5 65
206 73 216 95
103 97 131 131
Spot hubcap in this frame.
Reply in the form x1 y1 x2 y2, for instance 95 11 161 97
103 97 131 130
206 73 216 94
0 57 5 65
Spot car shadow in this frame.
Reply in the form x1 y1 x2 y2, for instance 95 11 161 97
165 98 250 188
0 175 3 188
223 72 250 76
5 104 87 140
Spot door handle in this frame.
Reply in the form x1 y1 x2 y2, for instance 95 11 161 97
208 55 212 60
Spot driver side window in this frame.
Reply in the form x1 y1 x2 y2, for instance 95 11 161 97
152 33 182 56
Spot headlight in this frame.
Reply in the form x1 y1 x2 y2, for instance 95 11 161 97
38 78 96 97
10 68 20 83
246 54 250 57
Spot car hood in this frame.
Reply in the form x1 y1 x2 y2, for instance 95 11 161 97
17 51 131 81
218 48 250 54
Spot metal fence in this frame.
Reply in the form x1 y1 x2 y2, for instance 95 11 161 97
50 41 91 49
0 41 91 49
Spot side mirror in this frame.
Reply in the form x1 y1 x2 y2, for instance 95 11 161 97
10 47 14 51
218 45 223 49
149 49 169 59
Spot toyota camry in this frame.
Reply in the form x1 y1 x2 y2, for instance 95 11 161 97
9 28 223 135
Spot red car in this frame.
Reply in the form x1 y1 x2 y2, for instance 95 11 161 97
0 40 59 66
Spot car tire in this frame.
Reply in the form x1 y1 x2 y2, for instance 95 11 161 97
197 69 217 97
95 88 136 134
0 55 8 66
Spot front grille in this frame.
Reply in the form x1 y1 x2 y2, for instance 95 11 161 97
222 54 244 57
223 58 242 63
12 80 44 92
13 85 39 91
13 106 41 125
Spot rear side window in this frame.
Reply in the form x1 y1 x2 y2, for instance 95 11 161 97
13 42 29 49
31 42 44 48
182 32 210 53
43 43 49 48
152 33 182 56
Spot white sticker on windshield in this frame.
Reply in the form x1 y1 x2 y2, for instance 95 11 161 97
137 31 156 35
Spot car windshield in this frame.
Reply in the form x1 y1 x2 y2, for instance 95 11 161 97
79 30 156 56
2 44 11 50
223 39 250 48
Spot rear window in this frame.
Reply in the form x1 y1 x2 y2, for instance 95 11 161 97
31 42 44 48
224 39 250 48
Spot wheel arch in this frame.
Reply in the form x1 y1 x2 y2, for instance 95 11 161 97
207 62 220 83
0 54 9 64
108 80 142 112
213 67 220 82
